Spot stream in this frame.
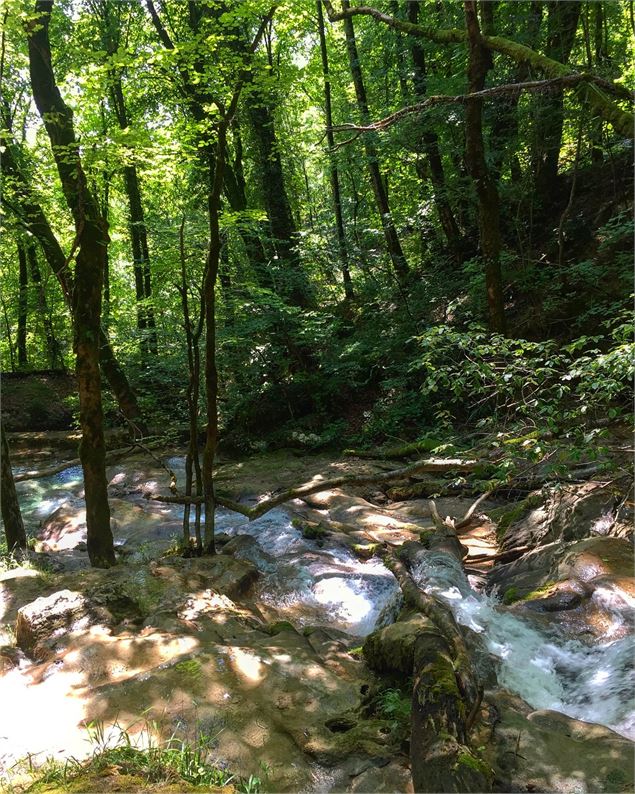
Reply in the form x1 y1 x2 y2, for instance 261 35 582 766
4 452 635 781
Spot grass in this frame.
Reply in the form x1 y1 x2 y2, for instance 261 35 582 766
5 720 265 793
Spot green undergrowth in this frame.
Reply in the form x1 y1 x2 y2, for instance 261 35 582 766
8 721 265 794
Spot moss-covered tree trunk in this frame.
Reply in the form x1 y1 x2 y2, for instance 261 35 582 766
463 1 506 334
28 0 115 568
1 422 27 554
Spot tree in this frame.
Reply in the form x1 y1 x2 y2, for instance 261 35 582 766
317 0 354 299
27 0 115 567
339 0 410 284
463 0 505 333
1 422 27 554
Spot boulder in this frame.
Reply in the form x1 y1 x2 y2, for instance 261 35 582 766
500 482 623 553
15 589 110 656
488 691 635 793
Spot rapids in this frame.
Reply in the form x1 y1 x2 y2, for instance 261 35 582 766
410 550 635 740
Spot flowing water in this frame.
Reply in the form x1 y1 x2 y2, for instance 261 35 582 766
215 508 403 637
410 550 635 740
7 455 635 744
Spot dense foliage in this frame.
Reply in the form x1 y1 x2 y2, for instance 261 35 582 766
1 0 633 458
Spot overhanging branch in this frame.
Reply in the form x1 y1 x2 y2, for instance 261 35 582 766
322 1 633 139
328 74 627 137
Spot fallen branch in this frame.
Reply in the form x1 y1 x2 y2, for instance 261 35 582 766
147 456 478 519
466 545 531 565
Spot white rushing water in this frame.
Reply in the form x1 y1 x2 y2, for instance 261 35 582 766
215 508 403 637
410 550 635 740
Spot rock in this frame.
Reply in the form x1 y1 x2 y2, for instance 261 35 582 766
557 537 634 582
488 691 635 793
520 588 583 612
15 589 110 656
500 483 622 553
348 759 414 792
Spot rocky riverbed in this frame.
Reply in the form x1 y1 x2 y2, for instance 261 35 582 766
1 439 633 792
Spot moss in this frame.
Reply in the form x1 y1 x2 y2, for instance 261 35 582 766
267 620 297 635
419 529 434 548
502 586 520 605
174 659 202 680
454 751 494 781
422 657 461 703
503 580 556 605
292 519 327 542
351 543 378 559
496 493 543 541
603 768 631 792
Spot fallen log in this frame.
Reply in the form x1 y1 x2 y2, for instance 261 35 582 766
368 538 491 792
147 456 478 520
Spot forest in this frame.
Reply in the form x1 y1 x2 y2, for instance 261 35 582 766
0 0 634 792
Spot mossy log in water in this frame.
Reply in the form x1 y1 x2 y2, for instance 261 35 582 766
368 533 492 793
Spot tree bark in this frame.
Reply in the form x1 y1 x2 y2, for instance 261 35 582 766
463 1 506 334
110 76 158 357
532 1 582 205
1 422 27 554
407 1 465 262
340 0 410 284
28 0 115 568
246 87 313 307
16 239 29 368
317 0 354 299
25 240 64 369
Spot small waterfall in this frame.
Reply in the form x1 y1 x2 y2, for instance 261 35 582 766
217 508 402 637
410 550 635 740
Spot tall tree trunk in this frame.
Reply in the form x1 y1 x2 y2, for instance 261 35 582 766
202 142 224 555
341 0 409 284
532 1 582 204
16 239 28 368
463 1 506 334
1 422 27 554
1 130 146 432
317 0 354 299
110 77 158 357
246 88 312 307
28 0 114 567
407 1 465 263
26 240 64 369
223 131 273 291
2 294 17 371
